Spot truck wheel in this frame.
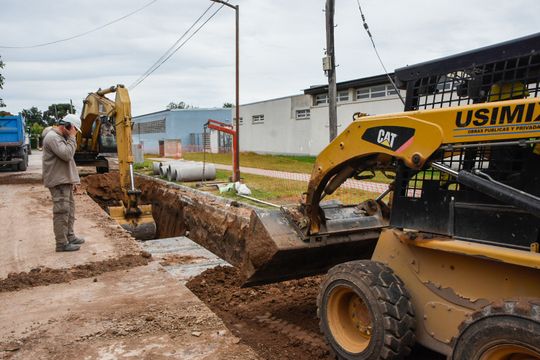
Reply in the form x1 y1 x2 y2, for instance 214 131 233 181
317 260 415 360
450 299 540 360
18 153 28 171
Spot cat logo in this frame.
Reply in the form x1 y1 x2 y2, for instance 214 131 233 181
362 126 416 153
377 129 398 149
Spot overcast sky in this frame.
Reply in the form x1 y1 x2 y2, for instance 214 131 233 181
0 0 538 116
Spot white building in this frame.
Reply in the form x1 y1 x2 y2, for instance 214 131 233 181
236 74 405 156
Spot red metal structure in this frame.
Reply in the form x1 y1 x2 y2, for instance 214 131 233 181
205 119 239 180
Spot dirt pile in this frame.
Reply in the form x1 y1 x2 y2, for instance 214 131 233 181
187 266 331 360
81 173 125 208
0 252 152 292
0 173 42 185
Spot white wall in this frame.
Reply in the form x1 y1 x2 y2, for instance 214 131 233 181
236 90 404 156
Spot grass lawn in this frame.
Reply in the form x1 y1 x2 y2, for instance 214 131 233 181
182 151 316 174
182 169 378 207
180 151 392 184
135 159 380 208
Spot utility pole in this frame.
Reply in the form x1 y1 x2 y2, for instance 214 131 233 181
69 99 74 114
324 0 338 141
211 0 240 182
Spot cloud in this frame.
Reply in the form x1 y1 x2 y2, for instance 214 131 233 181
0 0 538 116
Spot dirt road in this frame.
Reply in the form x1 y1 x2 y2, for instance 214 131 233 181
0 152 259 359
0 152 139 278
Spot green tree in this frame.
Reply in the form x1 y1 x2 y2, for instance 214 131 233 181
29 122 44 136
21 107 44 126
223 102 233 108
0 55 5 108
166 101 186 110
43 103 75 125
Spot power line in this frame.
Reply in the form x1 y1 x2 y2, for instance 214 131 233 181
0 0 158 49
355 0 405 105
129 2 217 90
129 3 225 90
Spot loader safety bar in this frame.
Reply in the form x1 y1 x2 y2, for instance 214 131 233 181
431 162 540 218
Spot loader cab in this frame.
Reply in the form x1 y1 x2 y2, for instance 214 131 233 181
391 32 540 250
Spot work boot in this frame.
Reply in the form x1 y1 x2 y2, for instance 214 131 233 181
56 243 81 252
68 236 85 245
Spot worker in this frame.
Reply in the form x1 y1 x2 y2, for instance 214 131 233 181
42 114 85 252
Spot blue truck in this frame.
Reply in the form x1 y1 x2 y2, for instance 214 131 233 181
0 114 30 171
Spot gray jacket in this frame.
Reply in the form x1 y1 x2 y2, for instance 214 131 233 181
42 128 80 188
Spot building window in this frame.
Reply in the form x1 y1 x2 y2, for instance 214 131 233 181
356 88 370 99
337 90 350 102
355 84 399 100
295 109 310 120
252 114 264 124
315 93 328 105
387 85 398 95
134 119 166 134
370 85 386 98
234 117 243 125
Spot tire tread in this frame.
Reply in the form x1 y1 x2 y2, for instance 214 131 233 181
317 260 416 360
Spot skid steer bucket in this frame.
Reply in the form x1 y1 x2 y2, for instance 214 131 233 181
109 204 156 241
238 203 386 286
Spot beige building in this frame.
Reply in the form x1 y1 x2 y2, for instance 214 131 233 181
235 74 405 156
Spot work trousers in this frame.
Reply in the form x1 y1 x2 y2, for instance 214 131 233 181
49 184 75 247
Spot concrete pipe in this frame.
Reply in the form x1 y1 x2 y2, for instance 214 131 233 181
176 163 216 182
159 161 175 177
152 162 161 175
167 162 195 182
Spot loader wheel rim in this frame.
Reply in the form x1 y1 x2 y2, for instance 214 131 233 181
327 284 372 354
480 344 540 360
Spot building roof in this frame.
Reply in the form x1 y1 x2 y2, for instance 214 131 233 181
303 73 392 95
133 107 229 120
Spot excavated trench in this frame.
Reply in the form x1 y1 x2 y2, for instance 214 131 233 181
82 173 444 360
83 172 254 266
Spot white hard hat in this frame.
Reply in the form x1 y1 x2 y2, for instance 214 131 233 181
62 114 82 133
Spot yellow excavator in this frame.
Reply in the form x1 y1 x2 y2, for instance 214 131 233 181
192 33 540 359
76 85 156 240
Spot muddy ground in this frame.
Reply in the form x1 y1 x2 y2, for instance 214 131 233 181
187 266 444 360
2 157 444 359
82 171 445 360
0 153 258 359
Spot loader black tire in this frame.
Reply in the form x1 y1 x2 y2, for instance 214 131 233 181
450 299 540 360
317 260 415 360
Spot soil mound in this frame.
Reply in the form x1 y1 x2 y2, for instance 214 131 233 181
187 266 331 360
0 253 151 292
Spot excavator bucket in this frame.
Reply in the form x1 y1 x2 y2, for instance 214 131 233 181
238 203 386 286
109 204 157 241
